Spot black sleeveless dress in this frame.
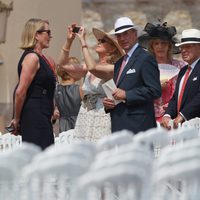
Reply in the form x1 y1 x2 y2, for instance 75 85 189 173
18 50 56 150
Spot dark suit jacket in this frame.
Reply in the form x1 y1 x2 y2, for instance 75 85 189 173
110 45 161 134
165 60 200 120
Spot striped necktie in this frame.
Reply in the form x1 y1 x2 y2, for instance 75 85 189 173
177 65 191 112
116 54 128 85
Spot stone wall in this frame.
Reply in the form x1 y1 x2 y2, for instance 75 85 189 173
82 0 199 38
82 0 199 60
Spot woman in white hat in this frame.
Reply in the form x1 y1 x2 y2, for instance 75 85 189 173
57 24 124 142
140 21 186 122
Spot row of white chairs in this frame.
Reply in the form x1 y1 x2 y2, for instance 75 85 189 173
152 138 200 200
0 133 22 152
0 117 200 199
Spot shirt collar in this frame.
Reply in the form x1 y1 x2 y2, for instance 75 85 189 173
190 58 200 70
126 43 139 58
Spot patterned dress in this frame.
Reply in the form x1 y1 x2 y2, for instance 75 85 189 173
74 72 111 142
154 59 186 122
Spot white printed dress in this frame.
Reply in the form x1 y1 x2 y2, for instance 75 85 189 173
74 72 111 142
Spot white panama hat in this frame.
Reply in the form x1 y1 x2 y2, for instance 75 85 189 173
175 28 200 47
113 17 139 34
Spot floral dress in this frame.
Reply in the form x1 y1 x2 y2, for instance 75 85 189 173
154 59 186 122
74 72 111 142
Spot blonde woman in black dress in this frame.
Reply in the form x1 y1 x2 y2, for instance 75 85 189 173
10 18 56 150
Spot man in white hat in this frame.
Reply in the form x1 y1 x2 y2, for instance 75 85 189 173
161 28 200 129
103 17 162 134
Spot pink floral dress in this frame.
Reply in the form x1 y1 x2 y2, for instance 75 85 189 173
154 59 186 122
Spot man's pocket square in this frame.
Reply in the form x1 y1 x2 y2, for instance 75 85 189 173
126 68 136 74
193 77 198 81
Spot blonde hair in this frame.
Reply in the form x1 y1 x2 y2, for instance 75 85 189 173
103 36 123 64
57 57 80 81
109 49 123 64
148 39 173 60
20 18 49 50
68 57 80 65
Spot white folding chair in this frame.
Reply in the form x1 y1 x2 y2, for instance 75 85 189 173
0 142 41 200
152 138 200 200
55 129 85 147
72 137 154 200
0 133 22 152
35 141 96 165
21 150 92 200
182 117 200 135
168 127 199 145
96 129 134 152
133 127 169 158
72 144 153 200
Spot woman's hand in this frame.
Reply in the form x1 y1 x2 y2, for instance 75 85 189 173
10 118 20 135
53 107 60 120
66 23 76 41
76 26 86 43
103 98 115 110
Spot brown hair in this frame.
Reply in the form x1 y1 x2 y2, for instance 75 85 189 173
20 18 49 50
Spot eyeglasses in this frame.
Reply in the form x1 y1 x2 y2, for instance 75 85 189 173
37 29 51 36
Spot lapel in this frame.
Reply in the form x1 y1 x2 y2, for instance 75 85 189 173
176 66 187 99
114 57 123 83
116 46 141 86
181 61 200 106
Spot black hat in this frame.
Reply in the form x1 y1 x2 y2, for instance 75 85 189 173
139 21 180 54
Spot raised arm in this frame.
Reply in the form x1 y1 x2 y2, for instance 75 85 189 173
58 24 87 79
58 24 76 66
76 27 114 81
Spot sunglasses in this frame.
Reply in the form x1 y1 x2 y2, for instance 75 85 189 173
98 38 108 44
37 29 51 36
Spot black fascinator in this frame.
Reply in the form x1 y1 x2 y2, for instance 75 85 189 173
139 20 180 54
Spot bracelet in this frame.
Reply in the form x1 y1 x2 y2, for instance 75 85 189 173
82 45 88 49
62 47 70 53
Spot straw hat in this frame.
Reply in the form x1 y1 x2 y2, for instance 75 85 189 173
92 28 124 56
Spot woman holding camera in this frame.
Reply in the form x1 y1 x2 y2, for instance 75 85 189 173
58 24 124 142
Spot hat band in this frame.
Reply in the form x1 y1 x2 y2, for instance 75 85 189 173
181 37 200 42
115 25 134 32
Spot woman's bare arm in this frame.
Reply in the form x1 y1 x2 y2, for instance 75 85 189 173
11 53 39 133
76 27 114 81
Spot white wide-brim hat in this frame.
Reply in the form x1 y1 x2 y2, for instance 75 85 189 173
92 28 125 56
112 17 139 34
175 28 200 47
